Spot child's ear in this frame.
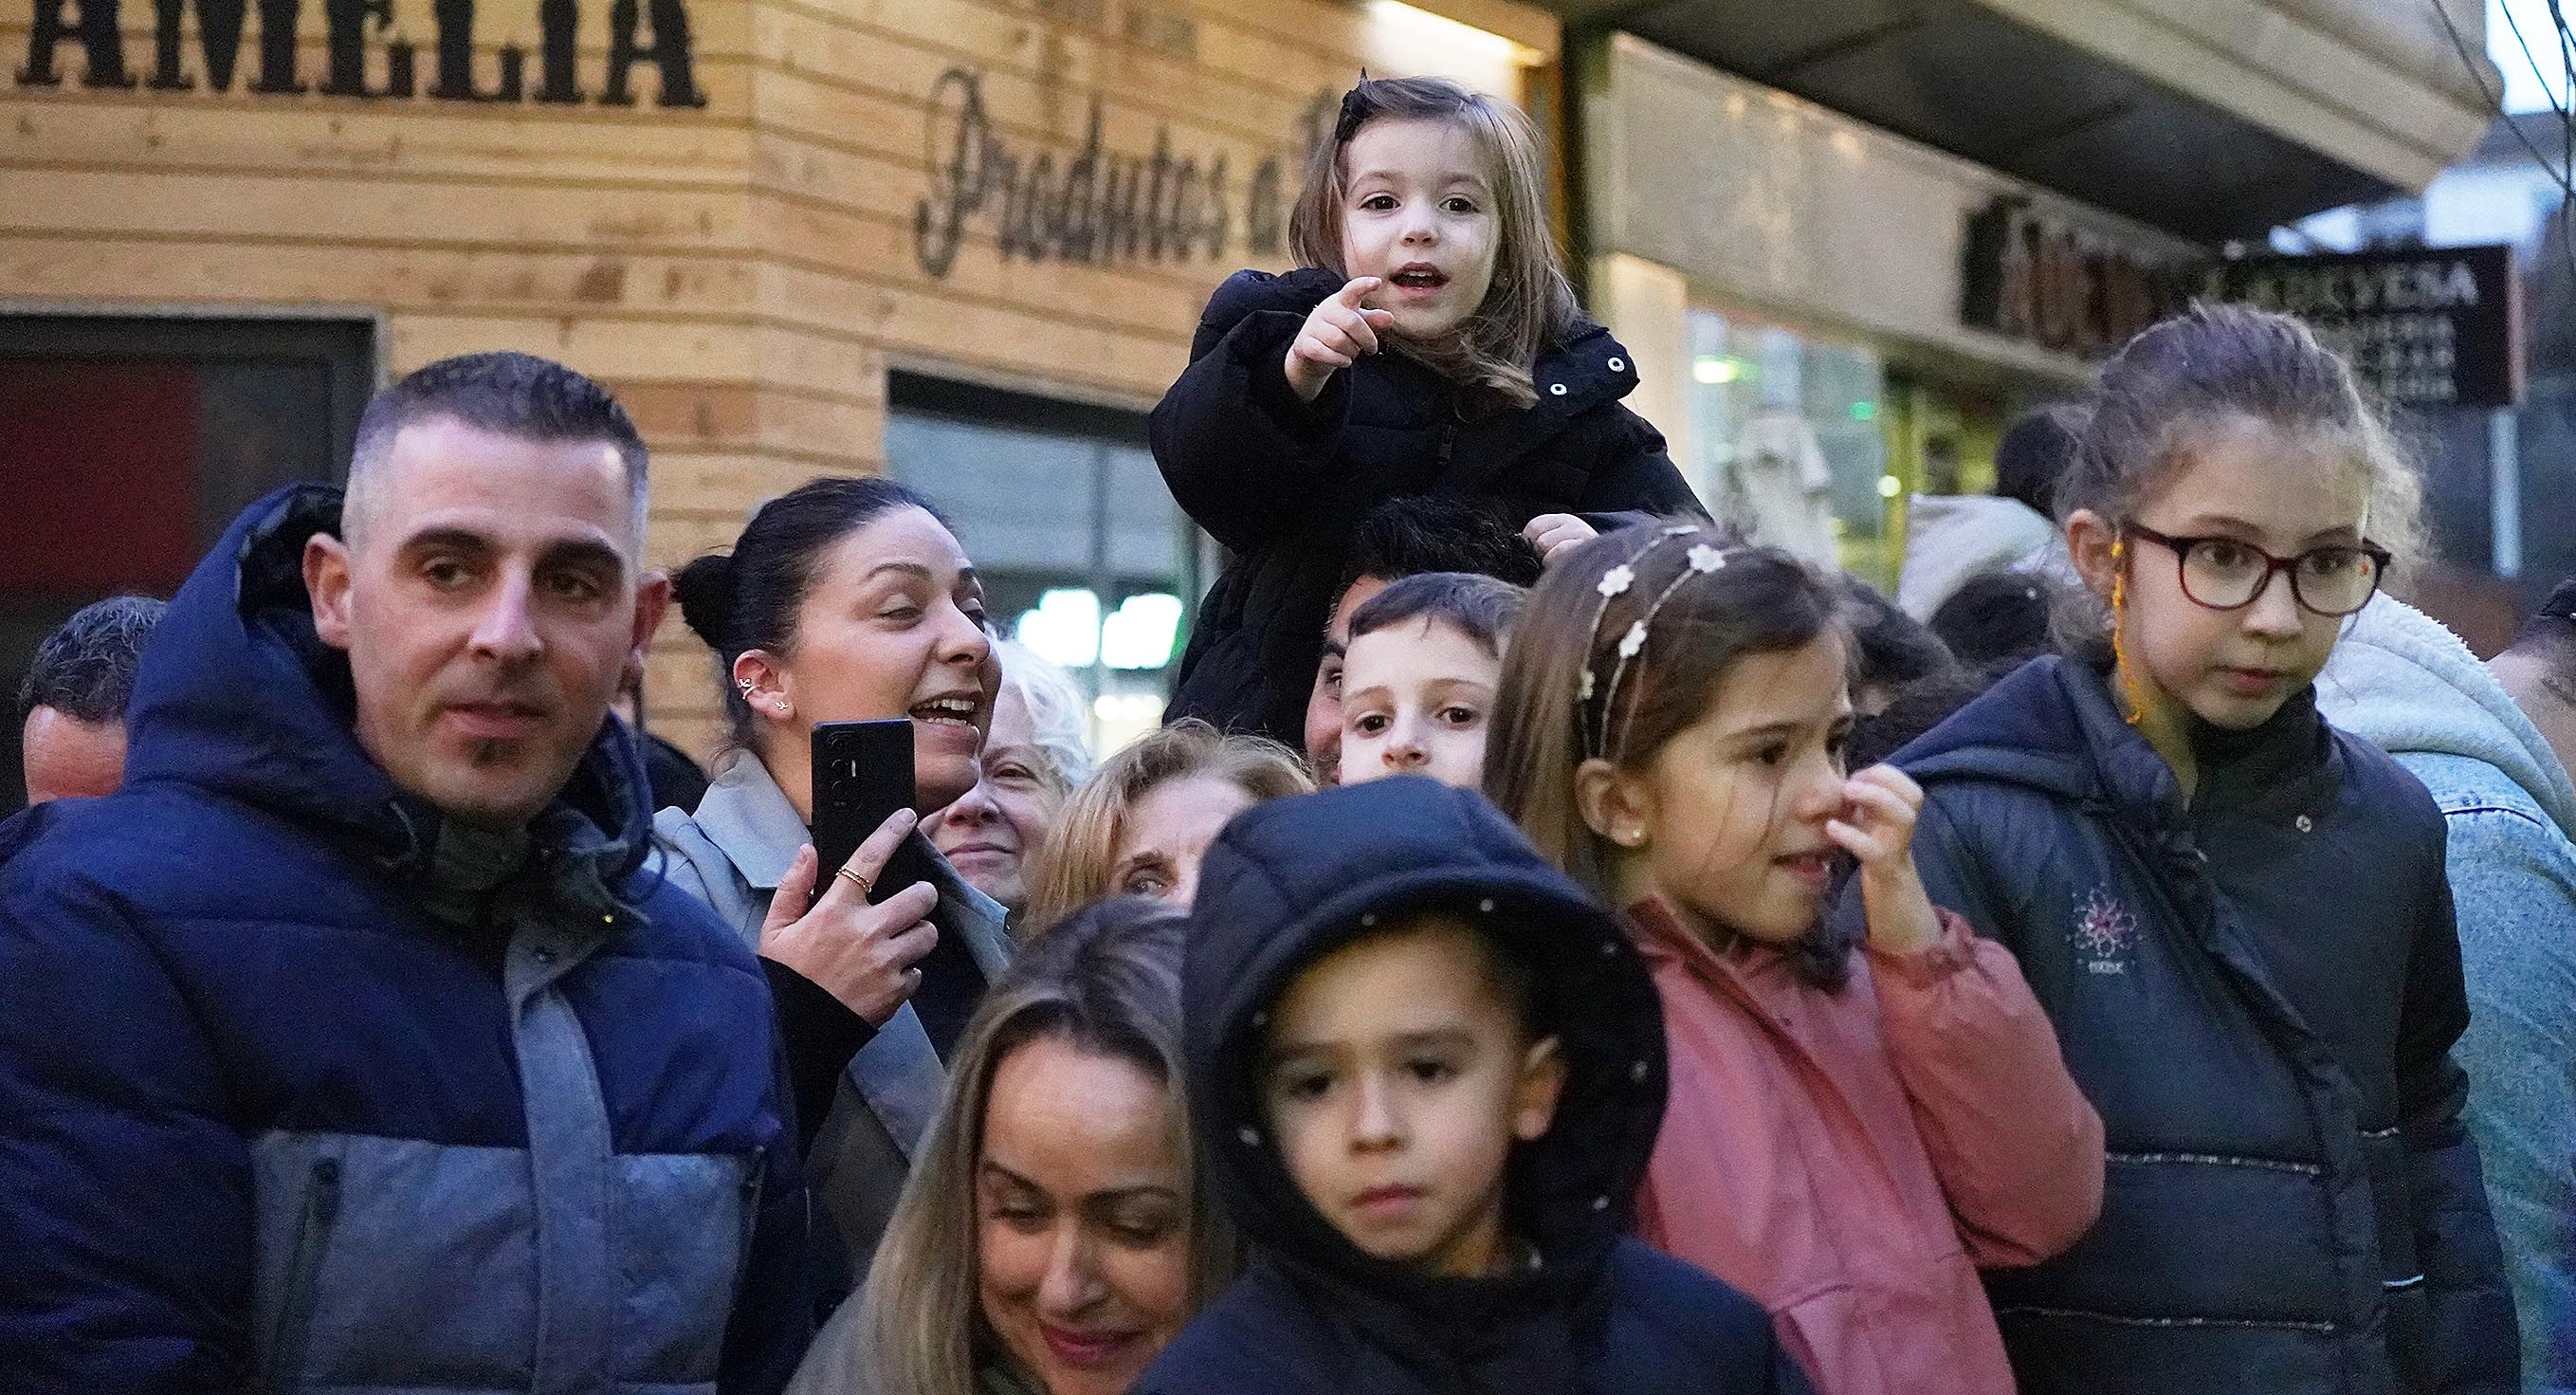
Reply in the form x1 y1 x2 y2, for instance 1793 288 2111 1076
2065 508 2122 602
1574 757 1653 852
1511 1035 1567 1143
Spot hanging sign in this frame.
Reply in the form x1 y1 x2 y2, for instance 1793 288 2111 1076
2201 246 2524 408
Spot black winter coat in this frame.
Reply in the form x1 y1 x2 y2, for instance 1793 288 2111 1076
1886 654 2517 1395
1152 267 1703 745
1135 777 1807 1395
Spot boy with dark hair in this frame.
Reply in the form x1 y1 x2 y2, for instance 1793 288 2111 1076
1339 572 1524 789
1139 777 1804 1395
16 594 166 806
1303 497 1542 783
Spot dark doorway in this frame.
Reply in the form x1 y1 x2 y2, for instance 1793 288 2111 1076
2 314 376 811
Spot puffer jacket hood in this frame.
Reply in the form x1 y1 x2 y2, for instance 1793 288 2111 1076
1893 494 2061 620
2317 595 2576 840
122 482 656 892
1182 776 1667 1353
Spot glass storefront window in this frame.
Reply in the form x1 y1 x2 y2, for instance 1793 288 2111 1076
886 378 1203 754
1681 306 1889 578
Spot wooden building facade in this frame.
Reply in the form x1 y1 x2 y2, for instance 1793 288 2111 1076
0 0 1555 773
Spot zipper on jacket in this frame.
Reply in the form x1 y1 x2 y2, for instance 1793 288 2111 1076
264 1156 344 1394
735 1164 764 1287
1434 421 1456 472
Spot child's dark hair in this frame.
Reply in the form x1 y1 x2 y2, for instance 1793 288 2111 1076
1930 570 2067 676
1838 577 1958 704
1333 496 1544 612
1346 572 1526 658
1486 521 1858 987
671 476 947 751
2060 304 2423 646
1290 75 1578 412
1993 403 2085 520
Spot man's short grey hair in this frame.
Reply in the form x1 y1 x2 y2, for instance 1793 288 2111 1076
343 351 649 552
17 595 168 725
993 638 1094 792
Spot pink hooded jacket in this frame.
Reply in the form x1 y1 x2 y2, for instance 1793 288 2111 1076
1628 897 2104 1395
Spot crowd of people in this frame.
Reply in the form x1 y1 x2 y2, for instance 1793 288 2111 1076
4 71 2569 1395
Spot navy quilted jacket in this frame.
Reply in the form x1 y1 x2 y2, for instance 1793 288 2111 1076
1884 654 2517 1394
0 486 811 1393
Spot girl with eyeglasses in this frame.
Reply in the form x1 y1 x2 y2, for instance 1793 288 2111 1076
1874 304 2517 1395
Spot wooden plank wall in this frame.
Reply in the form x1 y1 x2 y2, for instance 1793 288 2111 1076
0 0 1549 760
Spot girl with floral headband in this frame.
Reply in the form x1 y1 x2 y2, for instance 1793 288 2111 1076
1485 521 2104 1395
1879 306 2515 1393
1151 74 1701 749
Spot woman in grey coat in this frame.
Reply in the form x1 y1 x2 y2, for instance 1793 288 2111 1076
656 477 1014 1282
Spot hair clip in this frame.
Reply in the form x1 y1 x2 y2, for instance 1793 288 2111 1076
1334 75 1373 144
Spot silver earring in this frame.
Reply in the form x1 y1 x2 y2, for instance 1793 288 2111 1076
735 679 756 697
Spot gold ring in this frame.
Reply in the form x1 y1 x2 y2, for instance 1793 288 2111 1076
833 867 872 896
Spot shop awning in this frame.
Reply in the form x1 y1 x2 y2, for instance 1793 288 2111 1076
1542 0 2504 241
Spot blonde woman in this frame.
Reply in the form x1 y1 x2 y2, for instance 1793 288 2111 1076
1022 720 1311 931
787 898 1234 1395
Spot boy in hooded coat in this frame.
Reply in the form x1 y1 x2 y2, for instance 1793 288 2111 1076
1135 776 1806 1395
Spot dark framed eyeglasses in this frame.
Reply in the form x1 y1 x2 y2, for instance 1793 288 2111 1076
2125 523 2391 618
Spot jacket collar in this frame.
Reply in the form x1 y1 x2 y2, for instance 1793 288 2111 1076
1899 652 2335 826
692 750 809 892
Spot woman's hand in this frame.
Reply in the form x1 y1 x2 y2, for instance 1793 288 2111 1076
759 809 941 1028
1825 764 1943 957
1523 513 1598 565
1284 276 1397 403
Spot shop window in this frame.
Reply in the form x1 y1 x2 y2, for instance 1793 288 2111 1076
1682 306 1889 578
0 314 375 810
886 374 1206 754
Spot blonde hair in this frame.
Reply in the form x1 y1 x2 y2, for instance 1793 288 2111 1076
1288 75 1580 413
854 898 1234 1395
1023 719 1313 931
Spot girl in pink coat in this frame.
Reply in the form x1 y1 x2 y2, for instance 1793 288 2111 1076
1487 524 2104 1395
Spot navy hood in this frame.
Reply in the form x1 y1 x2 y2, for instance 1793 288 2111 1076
119 483 656 890
1183 777 1667 1336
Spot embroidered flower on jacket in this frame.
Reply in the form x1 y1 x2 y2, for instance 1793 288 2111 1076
2070 886 2140 974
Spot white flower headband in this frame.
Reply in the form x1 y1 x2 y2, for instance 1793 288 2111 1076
1580 524 1741 761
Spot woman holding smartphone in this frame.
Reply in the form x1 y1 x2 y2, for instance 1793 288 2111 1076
657 476 1013 1290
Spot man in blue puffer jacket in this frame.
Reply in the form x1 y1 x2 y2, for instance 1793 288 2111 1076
0 353 810 1392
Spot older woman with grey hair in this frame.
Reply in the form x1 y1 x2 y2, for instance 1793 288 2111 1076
925 639 1096 923
788 896 1233 1395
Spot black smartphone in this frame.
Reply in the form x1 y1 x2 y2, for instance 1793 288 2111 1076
810 719 920 911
